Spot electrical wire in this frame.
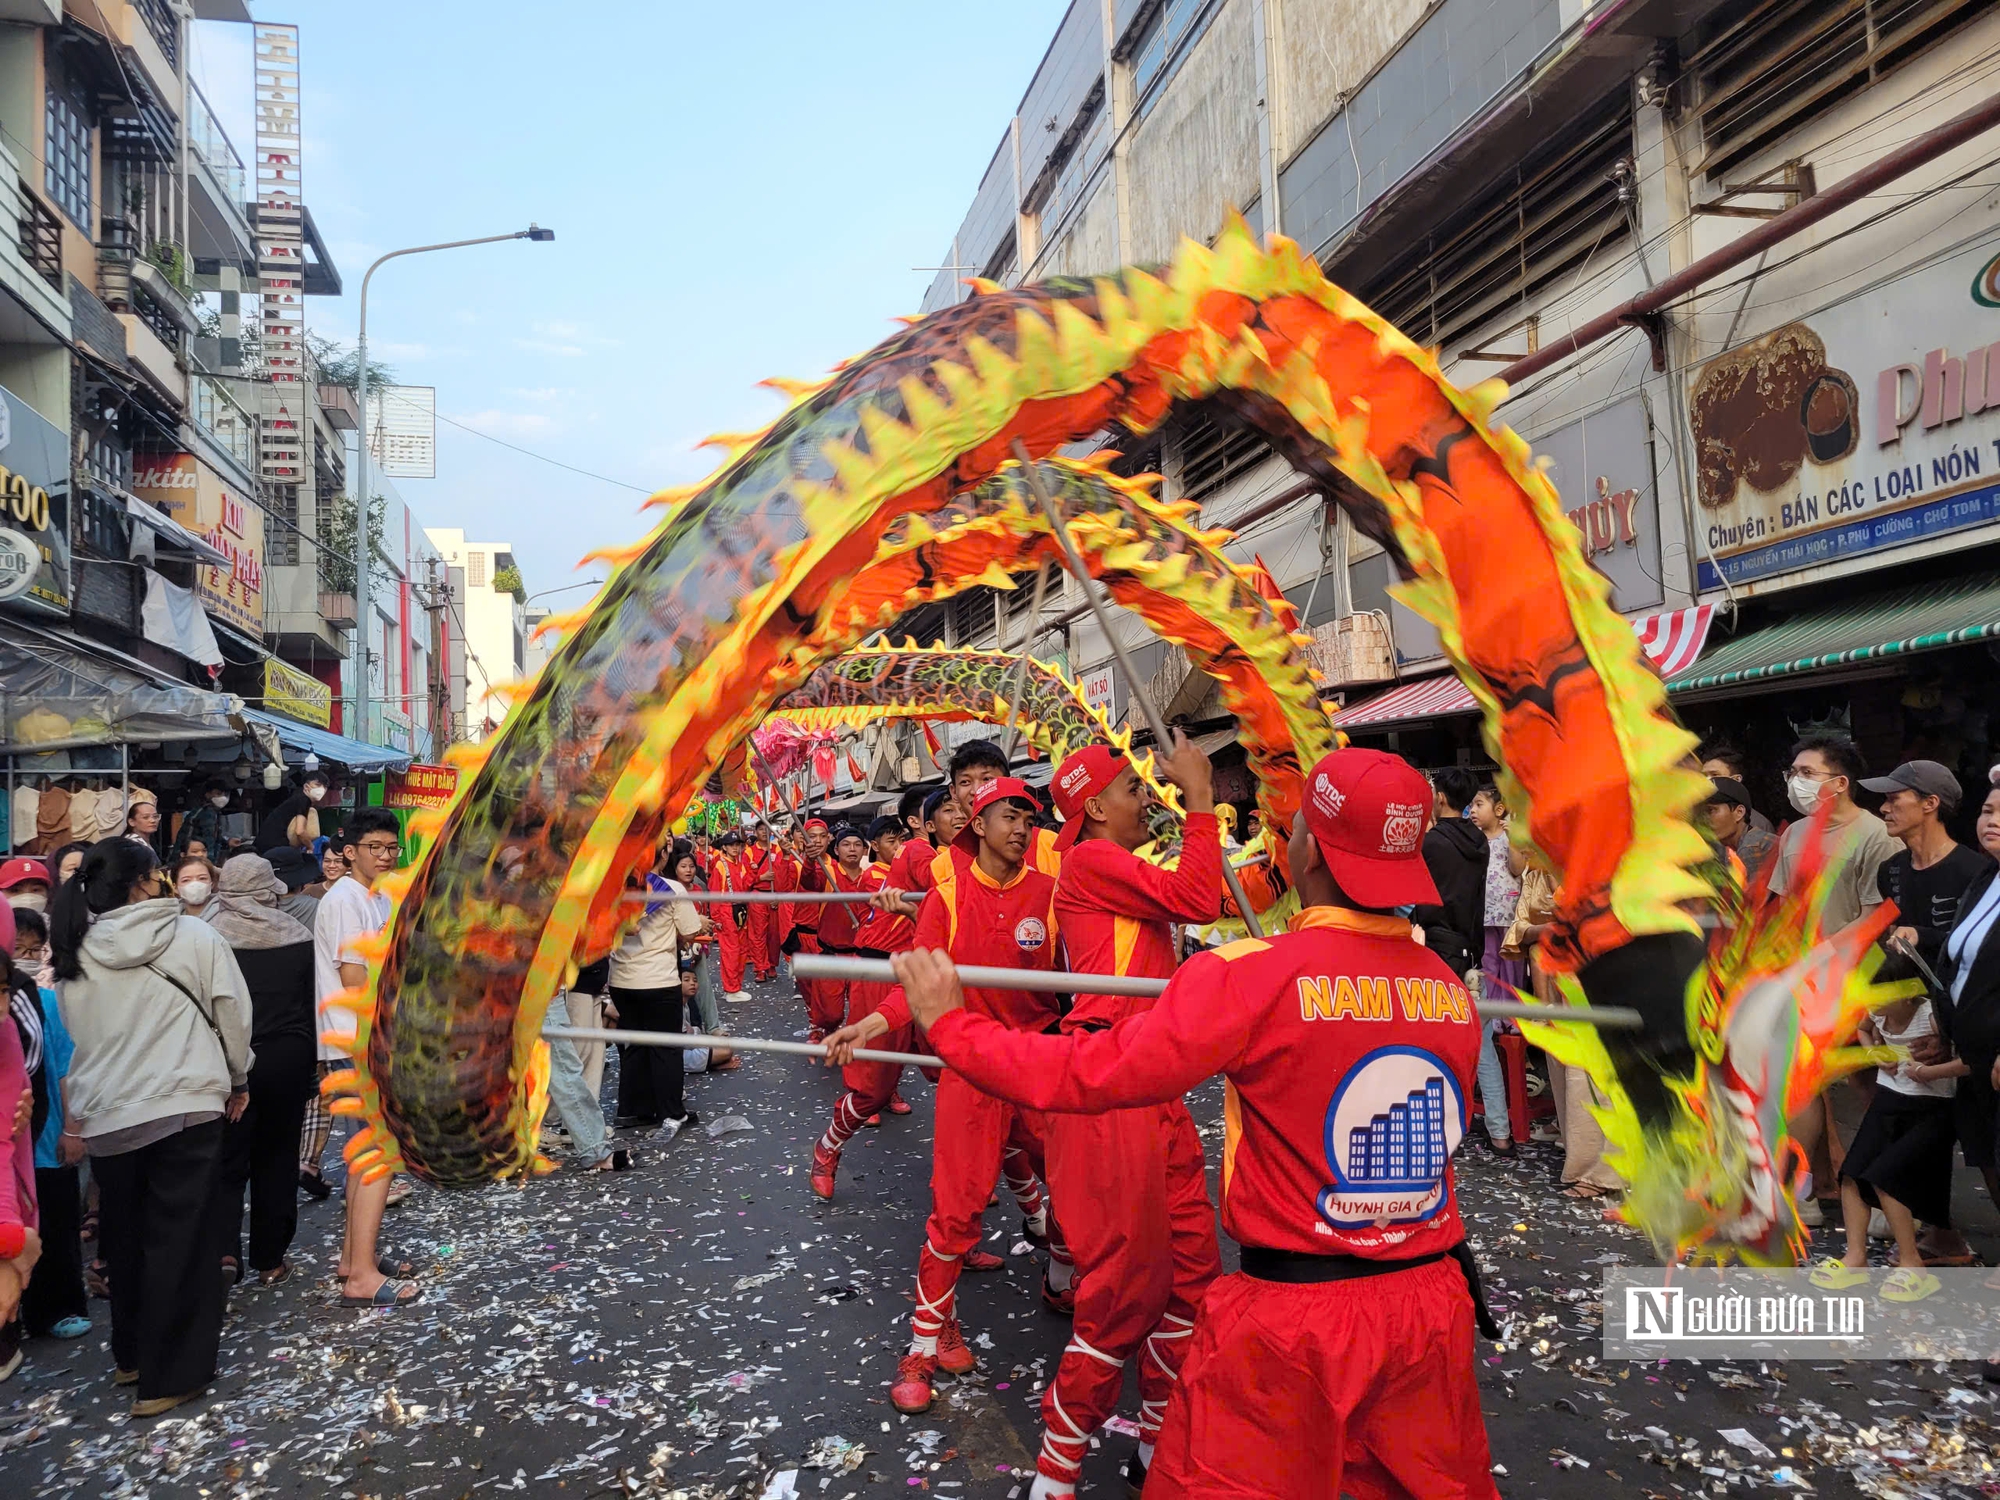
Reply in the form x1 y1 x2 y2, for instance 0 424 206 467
370 386 651 494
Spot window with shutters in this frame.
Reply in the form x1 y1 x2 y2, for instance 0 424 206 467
44 69 91 232
1363 98 1632 358
1690 0 1986 183
1175 406 1269 505
467 550 486 588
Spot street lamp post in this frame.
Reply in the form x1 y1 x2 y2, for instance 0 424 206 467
351 225 554 743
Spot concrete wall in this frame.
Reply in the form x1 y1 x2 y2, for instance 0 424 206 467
1126 0 1260 264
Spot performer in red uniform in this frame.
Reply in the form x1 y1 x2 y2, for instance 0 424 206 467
712 829 750 1000
932 739 1063 883
1014 733 1225 1493
827 778 1071 1413
904 748 1499 1500
788 819 833 1024
742 824 779 983
772 827 803 968
797 826 877 1039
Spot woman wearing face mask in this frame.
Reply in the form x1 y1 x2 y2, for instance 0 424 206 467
0 857 52 916
253 773 327 855
176 787 231 862
48 839 253 1418
174 858 218 916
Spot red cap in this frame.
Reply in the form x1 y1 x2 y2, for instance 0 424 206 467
804 818 829 833
0 856 50 890
1300 749 1439 907
1051 744 1128 851
953 776 1041 855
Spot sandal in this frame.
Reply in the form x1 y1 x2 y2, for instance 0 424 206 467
333 1254 416 1283
1561 1183 1609 1199
220 1256 241 1288
338 1277 420 1308
258 1262 292 1287
85 1260 110 1299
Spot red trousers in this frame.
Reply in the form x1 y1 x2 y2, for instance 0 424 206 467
912 1071 1067 1342
717 909 747 993
1149 1261 1498 1500
746 903 776 980
1035 1102 1220 1484
796 938 850 1033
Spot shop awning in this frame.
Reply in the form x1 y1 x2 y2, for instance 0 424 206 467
1338 606 1719 730
236 707 413 774
123 492 232 568
1665 577 2000 695
0 623 239 755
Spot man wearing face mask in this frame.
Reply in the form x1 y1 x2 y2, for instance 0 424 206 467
255 772 329 855
1768 734 1901 931
177 784 232 861
1768 732 1902 1227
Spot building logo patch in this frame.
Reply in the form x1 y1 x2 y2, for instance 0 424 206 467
1317 1045 1465 1230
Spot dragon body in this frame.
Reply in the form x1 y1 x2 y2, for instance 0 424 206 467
323 217 1882 1264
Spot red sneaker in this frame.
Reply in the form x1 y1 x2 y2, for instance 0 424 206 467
887 1092 913 1116
935 1320 976 1375
1041 1268 1076 1317
864 1113 883 1128
809 1143 840 1200
963 1249 1005 1273
890 1352 937 1413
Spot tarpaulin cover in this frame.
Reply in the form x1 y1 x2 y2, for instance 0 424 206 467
0 624 239 755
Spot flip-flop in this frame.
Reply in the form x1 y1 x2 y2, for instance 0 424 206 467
332 1254 415 1283
338 1277 420 1308
259 1262 292 1287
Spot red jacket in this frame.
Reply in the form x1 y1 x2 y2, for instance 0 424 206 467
879 847 1060 1035
927 907 1481 1260
851 838 934 953
801 856 877 948
1055 811 1222 1031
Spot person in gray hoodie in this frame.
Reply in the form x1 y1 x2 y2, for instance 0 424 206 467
49 839 252 1420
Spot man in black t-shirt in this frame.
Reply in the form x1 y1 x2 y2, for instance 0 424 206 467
1864 760 1992 961
255 770 330 853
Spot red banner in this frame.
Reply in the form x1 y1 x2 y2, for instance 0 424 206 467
384 764 458 809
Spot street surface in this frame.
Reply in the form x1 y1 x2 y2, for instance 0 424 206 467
2 974 1997 1498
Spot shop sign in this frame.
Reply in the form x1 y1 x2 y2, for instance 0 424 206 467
0 383 70 618
1688 241 2000 589
384 763 457 809
262 656 331 728
1081 664 1115 717
1526 394 1664 613
132 453 265 634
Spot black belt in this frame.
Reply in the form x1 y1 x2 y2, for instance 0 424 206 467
1240 1243 1500 1339
855 947 892 961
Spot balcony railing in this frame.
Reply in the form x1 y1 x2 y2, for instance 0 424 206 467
195 375 256 471
132 0 178 68
188 79 247 208
9 178 59 290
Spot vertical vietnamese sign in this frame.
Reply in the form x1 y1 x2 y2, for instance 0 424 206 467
253 22 305 483
133 454 266 635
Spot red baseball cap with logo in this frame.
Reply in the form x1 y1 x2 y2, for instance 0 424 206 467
1300 748 1440 907
954 776 1042 855
0 856 51 890
1051 744 1128 852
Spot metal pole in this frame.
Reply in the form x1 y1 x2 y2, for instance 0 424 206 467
1298 501 1333 629
350 227 554 741
791 952 1646 1030
997 558 1054 762
1009 441 1267 937
544 1024 941 1070
626 888 877 906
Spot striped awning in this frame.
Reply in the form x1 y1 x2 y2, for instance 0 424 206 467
1665 576 2000 694
1336 606 1719 730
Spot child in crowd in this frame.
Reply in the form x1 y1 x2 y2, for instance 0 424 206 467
1813 986 1965 1303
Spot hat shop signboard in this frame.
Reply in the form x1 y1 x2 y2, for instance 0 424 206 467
0 384 71 619
1688 240 2000 590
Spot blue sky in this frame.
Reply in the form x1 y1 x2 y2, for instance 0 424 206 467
190 1 1071 600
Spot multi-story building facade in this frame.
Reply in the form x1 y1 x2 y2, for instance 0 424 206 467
423 527 525 742
0 7 453 856
910 0 2000 810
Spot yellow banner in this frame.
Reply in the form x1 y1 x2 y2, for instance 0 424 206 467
262 656 332 728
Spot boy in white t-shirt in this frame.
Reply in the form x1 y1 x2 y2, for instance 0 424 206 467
313 809 418 1308
1811 993 1966 1302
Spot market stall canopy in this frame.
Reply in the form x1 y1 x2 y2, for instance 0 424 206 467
1666 577 2000 698
1 623 239 755
1337 606 1717 730
123 492 233 568
237 707 414 775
